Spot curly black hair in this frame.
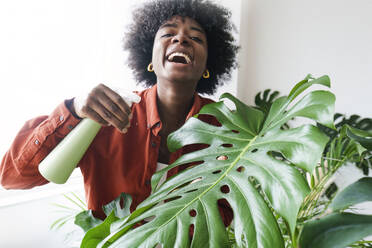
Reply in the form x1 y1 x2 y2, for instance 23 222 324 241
124 0 239 95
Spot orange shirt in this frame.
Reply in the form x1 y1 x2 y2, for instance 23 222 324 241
0 85 232 222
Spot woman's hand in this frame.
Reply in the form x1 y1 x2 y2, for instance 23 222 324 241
72 84 141 133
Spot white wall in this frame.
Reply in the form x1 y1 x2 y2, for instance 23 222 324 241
0 0 135 157
237 0 372 214
237 0 372 118
0 185 85 248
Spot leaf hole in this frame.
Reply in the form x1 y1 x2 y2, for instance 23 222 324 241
190 177 202 184
198 114 222 126
220 185 230 194
216 155 228 160
185 188 198 194
212 170 222 174
142 215 156 224
237 166 245 172
189 224 195 241
184 160 204 168
267 150 285 160
164 195 182 202
173 177 203 192
251 148 258 153
221 143 233 148
232 130 240 133
217 199 233 226
189 209 197 217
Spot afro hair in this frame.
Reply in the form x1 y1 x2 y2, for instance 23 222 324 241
124 0 239 95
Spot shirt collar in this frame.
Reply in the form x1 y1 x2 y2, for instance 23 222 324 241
145 84 202 131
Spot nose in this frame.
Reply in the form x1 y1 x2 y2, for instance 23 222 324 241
171 32 189 45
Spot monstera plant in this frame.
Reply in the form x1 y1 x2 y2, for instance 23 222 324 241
77 75 372 248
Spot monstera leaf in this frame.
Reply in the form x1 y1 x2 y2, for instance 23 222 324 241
299 177 372 248
83 75 336 248
254 89 280 115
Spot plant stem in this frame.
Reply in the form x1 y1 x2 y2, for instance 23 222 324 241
283 220 297 248
349 240 372 247
299 156 348 219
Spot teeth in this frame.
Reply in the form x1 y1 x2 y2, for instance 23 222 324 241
168 52 191 64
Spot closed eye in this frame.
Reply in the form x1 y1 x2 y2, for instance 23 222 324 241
161 33 174 38
191 37 203 43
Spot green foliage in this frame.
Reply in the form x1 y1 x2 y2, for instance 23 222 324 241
320 114 372 139
299 213 372 248
300 178 372 248
254 84 372 177
74 193 133 234
75 210 103 233
298 124 372 248
80 193 155 248
297 123 372 248
50 193 86 230
298 114 372 236
329 177 372 212
318 114 372 175
81 75 337 247
77 74 372 247
101 193 132 219
81 211 121 248
346 125 372 151
254 89 280 115
50 192 87 231
49 192 87 245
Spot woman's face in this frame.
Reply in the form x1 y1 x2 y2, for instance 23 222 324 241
152 16 208 86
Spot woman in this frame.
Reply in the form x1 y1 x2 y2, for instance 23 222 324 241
0 0 238 221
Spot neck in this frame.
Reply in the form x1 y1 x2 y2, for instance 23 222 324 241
156 79 197 128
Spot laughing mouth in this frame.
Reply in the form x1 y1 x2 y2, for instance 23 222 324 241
167 52 192 64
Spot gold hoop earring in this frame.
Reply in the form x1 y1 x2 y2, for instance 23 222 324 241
147 63 154 72
202 69 210 79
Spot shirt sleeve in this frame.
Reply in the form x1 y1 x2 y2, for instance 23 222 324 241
0 100 81 189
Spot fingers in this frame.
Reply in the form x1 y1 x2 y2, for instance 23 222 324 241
86 97 130 131
99 84 131 117
74 83 138 133
81 105 109 126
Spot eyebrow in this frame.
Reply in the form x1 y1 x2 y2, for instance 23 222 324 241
159 22 205 34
